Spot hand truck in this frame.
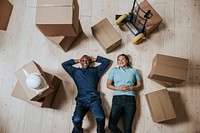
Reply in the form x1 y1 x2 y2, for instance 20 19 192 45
116 0 153 44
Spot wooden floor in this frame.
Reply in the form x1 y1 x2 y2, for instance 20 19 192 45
1 0 200 133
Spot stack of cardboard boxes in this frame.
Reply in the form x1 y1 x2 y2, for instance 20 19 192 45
35 0 82 52
0 0 13 30
145 54 189 122
12 61 62 108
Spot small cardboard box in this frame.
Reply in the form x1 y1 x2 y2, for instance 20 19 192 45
0 0 13 30
12 72 62 108
15 61 54 101
36 0 79 36
148 54 189 87
47 20 83 52
91 18 122 54
145 89 176 122
136 0 162 35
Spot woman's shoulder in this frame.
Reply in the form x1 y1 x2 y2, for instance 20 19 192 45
109 66 119 72
112 66 119 70
129 67 138 73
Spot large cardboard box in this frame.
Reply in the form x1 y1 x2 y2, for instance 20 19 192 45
0 0 13 30
47 20 83 52
15 61 54 101
145 89 176 122
148 54 189 87
91 18 122 54
135 0 162 35
12 72 62 108
36 0 79 36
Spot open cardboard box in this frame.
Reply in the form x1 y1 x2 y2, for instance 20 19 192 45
36 0 79 36
0 0 13 30
91 18 122 54
12 72 62 108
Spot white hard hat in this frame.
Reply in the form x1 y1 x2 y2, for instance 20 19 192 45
26 73 47 90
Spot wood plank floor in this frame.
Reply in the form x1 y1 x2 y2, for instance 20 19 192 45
1 0 200 133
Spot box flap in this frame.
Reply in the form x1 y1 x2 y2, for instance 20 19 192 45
0 0 13 30
12 82 43 107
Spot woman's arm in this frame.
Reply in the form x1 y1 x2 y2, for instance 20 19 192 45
123 82 142 91
107 79 125 91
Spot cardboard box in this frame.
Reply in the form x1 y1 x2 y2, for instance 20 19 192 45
15 61 54 101
145 89 176 122
47 20 83 52
36 0 79 36
12 72 62 108
91 18 122 54
0 0 13 30
148 54 189 87
135 0 162 35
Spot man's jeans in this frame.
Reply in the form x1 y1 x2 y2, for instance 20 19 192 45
108 95 136 133
72 95 105 133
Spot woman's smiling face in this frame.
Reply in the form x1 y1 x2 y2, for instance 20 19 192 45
117 55 128 68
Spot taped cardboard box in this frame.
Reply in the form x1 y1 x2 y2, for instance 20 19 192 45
145 89 176 122
91 18 122 54
36 0 79 36
12 72 62 108
15 61 54 101
47 19 83 52
135 0 162 35
148 54 189 87
0 0 13 30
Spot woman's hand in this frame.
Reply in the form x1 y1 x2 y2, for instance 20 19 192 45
117 85 133 91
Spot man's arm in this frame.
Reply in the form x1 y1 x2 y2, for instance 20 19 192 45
61 59 79 77
95 56 111 77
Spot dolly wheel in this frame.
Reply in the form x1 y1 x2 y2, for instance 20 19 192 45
132 33 145 45
116 14 128 25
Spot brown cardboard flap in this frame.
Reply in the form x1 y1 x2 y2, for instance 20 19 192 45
0 0 13 30
47 20 83 52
